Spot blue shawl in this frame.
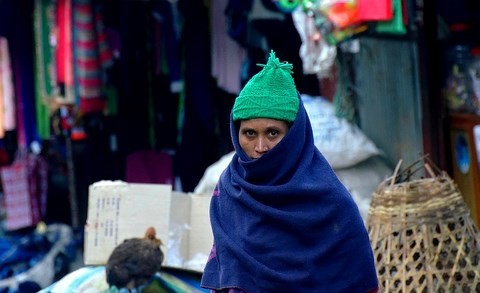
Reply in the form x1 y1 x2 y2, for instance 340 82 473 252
201 98 378 293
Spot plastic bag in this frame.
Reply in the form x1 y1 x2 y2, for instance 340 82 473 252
302 94 381 169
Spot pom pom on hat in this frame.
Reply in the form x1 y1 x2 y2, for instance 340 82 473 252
232 50 299 122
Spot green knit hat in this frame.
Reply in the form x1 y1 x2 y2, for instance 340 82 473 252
232 50 299 122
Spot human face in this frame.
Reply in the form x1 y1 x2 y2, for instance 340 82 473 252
238 118 289 159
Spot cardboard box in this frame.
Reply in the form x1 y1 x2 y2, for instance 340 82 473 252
83 181 213 272
184 193 214 271
167 191 214 271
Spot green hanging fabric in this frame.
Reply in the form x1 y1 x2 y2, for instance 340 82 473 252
104 85 118 116
176 89 185 145
375 0 406 35
333 51 357 124
33 0 55 139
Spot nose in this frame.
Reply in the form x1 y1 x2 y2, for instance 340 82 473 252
255 138 269 153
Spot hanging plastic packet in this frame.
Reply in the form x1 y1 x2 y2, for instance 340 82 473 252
468 47 480 114
443 45 474 113
317 0 359 29
303 0 367 46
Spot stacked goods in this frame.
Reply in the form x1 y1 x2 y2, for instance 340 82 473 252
367 157 480 292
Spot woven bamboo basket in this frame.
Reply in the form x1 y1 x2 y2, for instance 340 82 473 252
367 157 480 293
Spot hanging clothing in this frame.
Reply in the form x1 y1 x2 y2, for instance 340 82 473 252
211 0 247 95
14 60 26 148
0 1 39 151
0 67 3 138
152 0 182 92
73 0 113 113
150 0 182 149
201 98 378 292
34 0 56 139
176 0 218 192
0 37 15 135
12 0 39 149
56 0 75 103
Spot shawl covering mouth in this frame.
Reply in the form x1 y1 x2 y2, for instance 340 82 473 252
201 98 378 293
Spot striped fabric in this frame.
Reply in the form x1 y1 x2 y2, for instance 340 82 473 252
73 0 113 113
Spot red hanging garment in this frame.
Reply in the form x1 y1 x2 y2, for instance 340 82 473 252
354 0 393 23
56 0 74 87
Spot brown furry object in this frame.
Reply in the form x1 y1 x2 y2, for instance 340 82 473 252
105 227 164 289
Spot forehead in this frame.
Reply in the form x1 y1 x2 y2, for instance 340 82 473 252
239 118 289 130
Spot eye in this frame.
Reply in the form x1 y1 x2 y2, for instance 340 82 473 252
242 129 256 137
267 129 280 137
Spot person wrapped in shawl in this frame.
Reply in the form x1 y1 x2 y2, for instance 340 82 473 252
200 50 378 293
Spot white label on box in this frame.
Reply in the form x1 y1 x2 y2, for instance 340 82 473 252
84 181 172 265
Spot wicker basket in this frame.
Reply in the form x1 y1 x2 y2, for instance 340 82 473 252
367 158 480 293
